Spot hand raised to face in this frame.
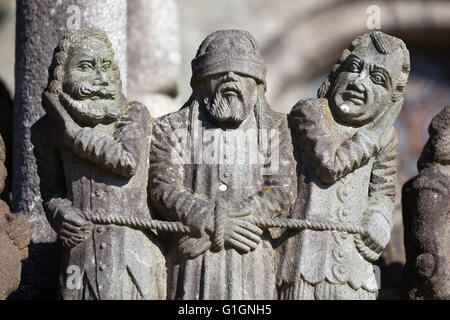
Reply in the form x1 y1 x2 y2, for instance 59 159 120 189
328 32 408 127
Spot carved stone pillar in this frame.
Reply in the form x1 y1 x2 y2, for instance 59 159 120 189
13 0 127 299
127 0 180 117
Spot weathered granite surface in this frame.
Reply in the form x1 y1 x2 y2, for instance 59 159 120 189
31 28 166 300
279 31 410 299
127 0 180 118
26 27 419 300
402 105 450 300
0 134 30 299
149 29 297 299
14 0 127 299
0 79 12 204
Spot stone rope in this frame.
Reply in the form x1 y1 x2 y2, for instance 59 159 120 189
84 212 381 262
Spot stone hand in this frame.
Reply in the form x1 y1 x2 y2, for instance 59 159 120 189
57 206 93 249
178 235 212 259
42 91 79 144
224 217 263 254
362 213 391 252
370 98 403 149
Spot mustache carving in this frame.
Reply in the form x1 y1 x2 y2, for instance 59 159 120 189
74 82 119 101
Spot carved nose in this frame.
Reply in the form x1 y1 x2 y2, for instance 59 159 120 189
350 70 367 93
223 71 238 82
94 71 110 86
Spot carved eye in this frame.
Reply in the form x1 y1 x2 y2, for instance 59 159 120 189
346 59 361 73
78 62 93 72
371 72 387 87
101 61 111 71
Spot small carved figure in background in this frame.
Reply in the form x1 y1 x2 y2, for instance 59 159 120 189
279 31 410 299
32 28 166 300
402 105 449 300
0 134 30 299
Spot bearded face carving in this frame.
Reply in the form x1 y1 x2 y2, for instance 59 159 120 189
199 71 258 125
58 37 123 126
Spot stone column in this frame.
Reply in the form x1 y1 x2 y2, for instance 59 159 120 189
13 0 127 299
127 0 180 118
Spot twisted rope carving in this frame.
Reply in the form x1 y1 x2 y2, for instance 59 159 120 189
84 212 380 262
85 212 190 233
211 208 225 252
353 235 382 262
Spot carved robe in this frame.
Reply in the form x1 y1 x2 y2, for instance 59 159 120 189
32 102 166 300
279 99 397 300
150 98 296 299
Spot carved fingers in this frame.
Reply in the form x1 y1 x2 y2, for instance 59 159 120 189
59 207 93 249
178 217 263 257
224 218 263 254
375 98 403 149
60 220 93 249
42 91 79 143
178 235 211 259
362 213 391 252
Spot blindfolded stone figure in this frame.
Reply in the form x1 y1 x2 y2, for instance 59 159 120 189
32 28 166 300
402 105 450 300
149 29 296 299
0 134 30 299
279 31 410 299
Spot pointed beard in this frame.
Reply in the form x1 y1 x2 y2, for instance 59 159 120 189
60 92 123 126
205 91 252 124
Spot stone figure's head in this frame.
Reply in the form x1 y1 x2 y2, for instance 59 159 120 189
418 105 450 170
46 28 124 126
0 135 6 194
190 30 267 125
318 31 410 126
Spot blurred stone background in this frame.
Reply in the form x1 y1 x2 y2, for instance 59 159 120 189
1 0 449 299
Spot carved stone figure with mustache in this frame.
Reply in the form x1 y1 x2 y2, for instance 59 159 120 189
278 31 410 299
149 30 296 299
31 28 166 300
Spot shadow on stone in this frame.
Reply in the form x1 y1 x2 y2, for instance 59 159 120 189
7 241 61 300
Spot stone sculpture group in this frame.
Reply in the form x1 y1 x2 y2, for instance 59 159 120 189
1 26 448 300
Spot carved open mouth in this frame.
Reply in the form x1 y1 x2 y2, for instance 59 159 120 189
218 82 242 99
342 91 365 105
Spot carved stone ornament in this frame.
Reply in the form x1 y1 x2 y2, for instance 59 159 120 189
0 134 30 300
30 28 414 300
402 105 449 300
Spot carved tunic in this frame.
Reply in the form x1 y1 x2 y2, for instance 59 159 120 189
32 102 166 300
279 99 397 299
150 100 296 299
